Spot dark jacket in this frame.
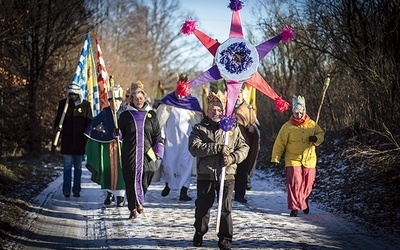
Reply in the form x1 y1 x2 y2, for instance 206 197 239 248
54 98 93 155
118 107 163 172
188 117 249 181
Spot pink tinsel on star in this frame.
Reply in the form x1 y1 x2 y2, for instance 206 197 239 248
275 96 290 112
228 0 243 11
281 27 294 43
181 18 197 35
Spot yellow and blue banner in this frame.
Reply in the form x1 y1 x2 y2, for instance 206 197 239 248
72 34 100 116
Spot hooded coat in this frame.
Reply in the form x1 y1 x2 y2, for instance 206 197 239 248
54 84 93 155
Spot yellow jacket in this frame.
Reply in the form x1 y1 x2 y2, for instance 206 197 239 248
271 117 324 168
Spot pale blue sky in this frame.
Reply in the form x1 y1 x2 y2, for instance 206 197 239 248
180 0 257 42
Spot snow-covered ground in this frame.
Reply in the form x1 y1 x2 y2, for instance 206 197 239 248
4 165 400 250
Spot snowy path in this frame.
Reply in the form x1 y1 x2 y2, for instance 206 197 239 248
4 166 400 250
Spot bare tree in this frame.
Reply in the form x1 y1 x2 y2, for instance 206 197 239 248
0 0 98 155
94 0 205 99
250 0 400 147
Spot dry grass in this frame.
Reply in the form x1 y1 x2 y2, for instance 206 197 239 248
0 154 62 245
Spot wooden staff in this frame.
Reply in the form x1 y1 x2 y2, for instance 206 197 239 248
305 74 330 160
315 74 331 124
109 76 123 172
53 97 69 147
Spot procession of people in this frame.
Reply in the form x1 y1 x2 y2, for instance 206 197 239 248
52 3 318 249
54 75 325 249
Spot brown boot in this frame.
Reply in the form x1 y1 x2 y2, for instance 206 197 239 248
129 209 137 219
137 204 144 214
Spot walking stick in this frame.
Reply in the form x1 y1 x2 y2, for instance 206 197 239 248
216 116 235 232
110 76 122 156
305 74 330 161
53 97 69 147
315 74 331 125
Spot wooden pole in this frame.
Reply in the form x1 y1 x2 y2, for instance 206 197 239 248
216 132 229 232
53 97 69 147
315 74 331 125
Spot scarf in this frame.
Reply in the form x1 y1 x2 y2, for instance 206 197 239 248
289 114 310 126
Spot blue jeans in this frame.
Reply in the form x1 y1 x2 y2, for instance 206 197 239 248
63 154 83 195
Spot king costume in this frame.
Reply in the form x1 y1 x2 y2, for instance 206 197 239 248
84 105 125 191
156 75 203 201
84 85 126 206
118 81 164 219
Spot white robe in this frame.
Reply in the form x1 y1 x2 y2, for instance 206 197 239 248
157 104 202 190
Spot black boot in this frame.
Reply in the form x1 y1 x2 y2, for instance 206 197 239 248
161 182 170 197
116 196 125 207
179 186 192 201
193 231 203 247
104 191 114 205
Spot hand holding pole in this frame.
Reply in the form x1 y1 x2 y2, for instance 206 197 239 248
215 115 235 232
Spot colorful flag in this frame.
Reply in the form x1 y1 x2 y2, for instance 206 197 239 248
96 38 109 110
72 34 100 116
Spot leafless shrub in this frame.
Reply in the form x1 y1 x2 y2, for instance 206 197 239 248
341 123 400 167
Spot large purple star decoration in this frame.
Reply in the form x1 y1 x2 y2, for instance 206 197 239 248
181 0 293 117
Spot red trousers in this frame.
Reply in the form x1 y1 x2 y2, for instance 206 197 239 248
286 166 316 211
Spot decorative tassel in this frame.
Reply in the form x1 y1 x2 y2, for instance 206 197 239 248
275 96 290 112
220 115 236 132
181 18 197 35
228 0 243 11
281 27 294 43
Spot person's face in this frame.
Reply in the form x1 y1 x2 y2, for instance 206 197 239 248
68 93 78 101
293 106 305 119
131 93 146 109
207 103 223 122
109 99 122 111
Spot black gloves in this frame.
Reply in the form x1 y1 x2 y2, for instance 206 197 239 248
217 144 231 155
271 162 285 176
309 136 318 143
221 154 235 166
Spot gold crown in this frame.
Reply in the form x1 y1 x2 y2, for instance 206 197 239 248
207 91 226 108
130 81 146 96
177 73 188 83
292 95 306 111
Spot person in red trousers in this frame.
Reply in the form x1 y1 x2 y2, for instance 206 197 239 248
271 95 324 217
